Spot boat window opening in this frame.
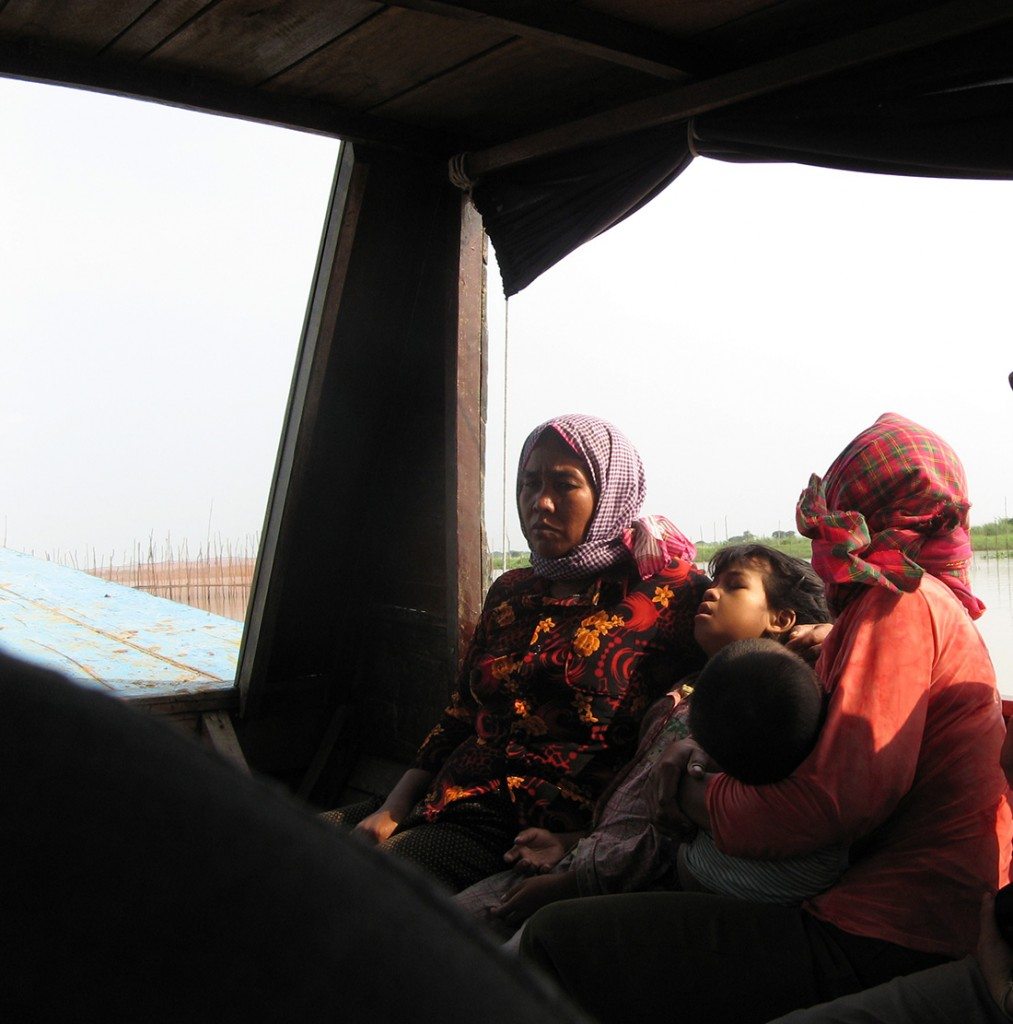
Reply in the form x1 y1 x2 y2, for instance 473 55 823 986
482 157 1013 695
0 78 341 701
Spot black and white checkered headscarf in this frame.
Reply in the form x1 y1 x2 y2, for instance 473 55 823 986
518 414 695 582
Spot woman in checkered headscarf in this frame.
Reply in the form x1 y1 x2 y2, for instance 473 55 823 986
521 413 1011 1024
324 414 709 893
797 411 984 619
517 413 696 583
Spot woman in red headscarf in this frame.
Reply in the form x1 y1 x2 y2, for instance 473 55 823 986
520 413 1011 1024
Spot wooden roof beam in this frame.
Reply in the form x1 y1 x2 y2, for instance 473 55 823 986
0 40 450 154
461 0 1013 178
382 0 701 79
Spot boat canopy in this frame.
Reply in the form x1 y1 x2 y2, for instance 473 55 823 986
3 1 1012 295
3 0 1011 792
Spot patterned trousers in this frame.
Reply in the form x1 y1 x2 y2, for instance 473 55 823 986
322 796 517 893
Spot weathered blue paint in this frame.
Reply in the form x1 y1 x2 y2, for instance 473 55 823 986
0 548 239 698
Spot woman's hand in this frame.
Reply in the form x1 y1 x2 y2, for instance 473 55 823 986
786 623 832 664
503 828 579 873
354 807 401 845
353 767 432 845
489 872 579 928
649 737 716 838
977 891 1013 1017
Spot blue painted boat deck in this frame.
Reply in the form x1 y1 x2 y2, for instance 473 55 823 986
0 548 240 698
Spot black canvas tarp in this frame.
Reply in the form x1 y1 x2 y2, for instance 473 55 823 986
474 22 1013 297
471 122 693 297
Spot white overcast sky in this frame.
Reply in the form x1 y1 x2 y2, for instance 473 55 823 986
2 75 1011 565
486 156 1013 553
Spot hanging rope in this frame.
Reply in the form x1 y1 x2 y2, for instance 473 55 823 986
448 153 474 191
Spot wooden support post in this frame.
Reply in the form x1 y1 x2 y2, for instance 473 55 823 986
445 195 487 670
201 711 250 774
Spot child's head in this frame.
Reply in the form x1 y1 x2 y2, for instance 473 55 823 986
693 543 830 656
688 637 823 784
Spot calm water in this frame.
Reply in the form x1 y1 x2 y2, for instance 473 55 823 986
972 558 1013 698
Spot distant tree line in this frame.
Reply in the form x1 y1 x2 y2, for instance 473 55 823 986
972 518 1013 537
492 519 1011 573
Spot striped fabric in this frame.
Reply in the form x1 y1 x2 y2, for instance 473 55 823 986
796 412 984 619
518 414 695 581
683 830 848 905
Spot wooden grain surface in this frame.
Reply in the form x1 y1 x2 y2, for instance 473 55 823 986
0 548 239 698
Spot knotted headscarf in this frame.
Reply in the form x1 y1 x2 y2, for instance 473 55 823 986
796 412 984 618
518 414 695 582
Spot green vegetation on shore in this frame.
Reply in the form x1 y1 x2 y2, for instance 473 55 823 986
494 551 537 572
693 533 811 563
493 517 1013 571
973 518 1013 556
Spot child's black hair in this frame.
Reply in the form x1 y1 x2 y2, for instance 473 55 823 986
708 543 831 628
688 637 823 785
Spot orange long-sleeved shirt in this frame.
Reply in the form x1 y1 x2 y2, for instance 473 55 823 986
708 573 1011 957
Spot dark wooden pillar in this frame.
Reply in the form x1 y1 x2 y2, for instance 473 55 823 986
235 143 487 788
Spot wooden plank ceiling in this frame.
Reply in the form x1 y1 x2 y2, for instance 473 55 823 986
0 1 1003 163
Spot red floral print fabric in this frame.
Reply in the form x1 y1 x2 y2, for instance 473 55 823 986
413 559 708 833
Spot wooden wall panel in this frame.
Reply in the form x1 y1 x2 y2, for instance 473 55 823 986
238 144 486 773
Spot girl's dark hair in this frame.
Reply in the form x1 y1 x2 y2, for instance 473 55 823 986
688 638 824 784
708 543 831 626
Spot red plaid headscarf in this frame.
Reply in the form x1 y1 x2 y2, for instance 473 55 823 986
519 414 695 582
796 412 984 619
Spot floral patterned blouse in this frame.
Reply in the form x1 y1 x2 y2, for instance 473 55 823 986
412 558 709 833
